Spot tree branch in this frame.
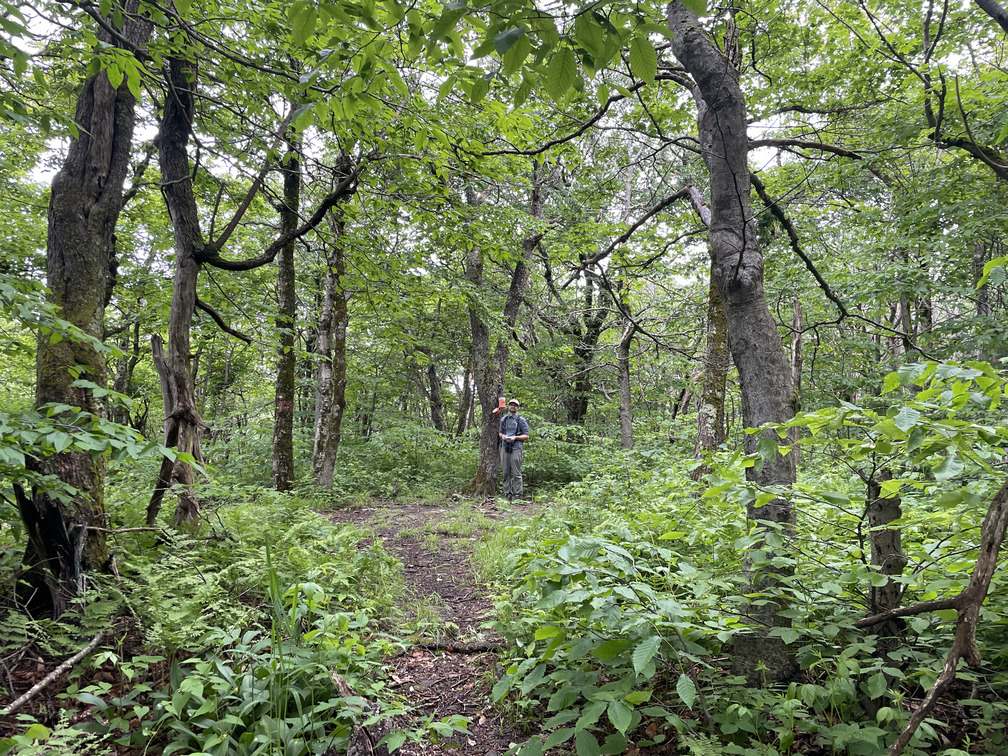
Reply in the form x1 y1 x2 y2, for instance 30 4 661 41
750 172 849 320
561 188 691 289
200 162 362 272
974 0 1008 33
195 297 252 344
1 630 106 716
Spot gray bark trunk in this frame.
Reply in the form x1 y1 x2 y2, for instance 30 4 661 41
867 473 907 635
669 0 797 683
455 352 474 437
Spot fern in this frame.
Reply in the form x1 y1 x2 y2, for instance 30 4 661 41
683 735 728 756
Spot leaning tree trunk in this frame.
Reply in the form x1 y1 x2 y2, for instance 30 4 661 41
17 0 151 617
669 0 797 683
272 139 300 491
147 52 207 527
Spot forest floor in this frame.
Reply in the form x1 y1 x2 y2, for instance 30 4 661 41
327 496 537 756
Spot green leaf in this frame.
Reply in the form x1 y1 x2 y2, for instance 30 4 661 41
933 454 964 482
628 36 657 83
289 1 318 46
380 731 407 751
491 674 511 701
173 0 192 17
543 728 574 748
680 0 707 14
534 625 562 640
771 626 801 644
125 63 142 101
897 363 927 386
866 672 887 699
979 256 1007 287
502 33 532 76
546 47 578 101
822 491 850 507
607 700 632 733
23 724 51 741
892 407 920 432
632 635 661 675
431 7 464 42
882 372 899 394
592 638 631 662
624 689 652 705
106 63 124 90
469 77 489 103
575 728 602 756
494 27 525 56
675 673 697 710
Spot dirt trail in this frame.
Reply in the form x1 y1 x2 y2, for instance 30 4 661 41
328 498 535 756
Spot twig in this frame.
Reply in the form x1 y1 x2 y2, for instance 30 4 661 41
2 630 106 716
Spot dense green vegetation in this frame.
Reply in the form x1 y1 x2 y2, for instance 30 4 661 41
2 0 1008 752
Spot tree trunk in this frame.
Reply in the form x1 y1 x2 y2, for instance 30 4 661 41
147 52 208 527
455 351 474 436
110 320 146 431
427 360 445 432
19 0 151 617
564 272 607 424
617 316 636 449
272 141 300 491
313 201 350 488
866 472 907 643
789 292 803 469
693 272 729 469
465 242 506 495
464 177 542 494
669 0 797 683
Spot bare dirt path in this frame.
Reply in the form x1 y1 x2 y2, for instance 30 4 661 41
327 498 536 756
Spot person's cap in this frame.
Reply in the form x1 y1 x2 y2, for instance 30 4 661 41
508 399 520 406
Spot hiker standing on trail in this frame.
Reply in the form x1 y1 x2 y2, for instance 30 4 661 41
499 398 529 502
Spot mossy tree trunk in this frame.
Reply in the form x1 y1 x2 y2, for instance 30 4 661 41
693 273 729 468
313 166 353 488
272 141 300 491
17 0 151 618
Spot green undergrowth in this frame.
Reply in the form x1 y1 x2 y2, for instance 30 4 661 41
480 362 1008 756
0 485 468 755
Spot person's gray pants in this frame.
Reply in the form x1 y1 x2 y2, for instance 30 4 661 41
501 446 523 499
